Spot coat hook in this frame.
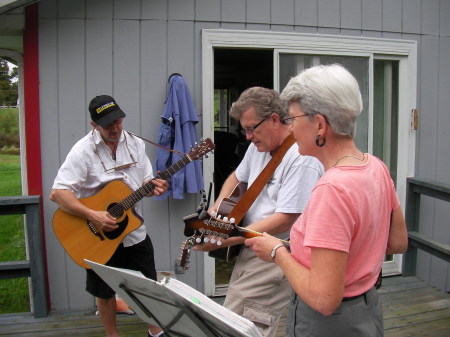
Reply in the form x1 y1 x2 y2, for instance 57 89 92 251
168 73 182 82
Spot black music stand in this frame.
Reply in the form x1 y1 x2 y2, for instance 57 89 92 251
85 260 262 337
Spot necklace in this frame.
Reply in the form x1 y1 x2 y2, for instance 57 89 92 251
333 153 366 167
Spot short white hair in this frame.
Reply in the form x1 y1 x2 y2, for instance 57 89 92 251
280 64 363 137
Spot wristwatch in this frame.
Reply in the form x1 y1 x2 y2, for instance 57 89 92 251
270 243 284 263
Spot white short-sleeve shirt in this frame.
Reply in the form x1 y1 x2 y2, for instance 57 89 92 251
52 130 153 246
235 142 323 239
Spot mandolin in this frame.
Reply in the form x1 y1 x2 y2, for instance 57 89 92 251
182 182 260 262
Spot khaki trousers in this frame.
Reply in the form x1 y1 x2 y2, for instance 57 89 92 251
224 246 292 337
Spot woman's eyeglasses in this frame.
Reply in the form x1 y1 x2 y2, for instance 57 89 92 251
282 114 310 124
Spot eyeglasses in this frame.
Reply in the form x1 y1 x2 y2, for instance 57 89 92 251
240 118 267 136
282 114 310 124
93 132 137 173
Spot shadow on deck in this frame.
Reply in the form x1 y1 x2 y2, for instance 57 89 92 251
0 276 449 336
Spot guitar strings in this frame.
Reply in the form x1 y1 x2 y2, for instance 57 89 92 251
206 215 290 245
104 140 212 219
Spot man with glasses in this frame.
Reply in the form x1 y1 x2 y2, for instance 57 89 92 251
50 95 169 337
194 87 323 337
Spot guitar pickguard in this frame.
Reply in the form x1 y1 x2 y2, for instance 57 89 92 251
103 215 129 240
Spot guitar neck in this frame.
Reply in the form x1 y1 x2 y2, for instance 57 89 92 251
237 226 290 244
119 154 193 210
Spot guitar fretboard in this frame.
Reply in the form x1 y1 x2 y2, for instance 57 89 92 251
110 154 192 215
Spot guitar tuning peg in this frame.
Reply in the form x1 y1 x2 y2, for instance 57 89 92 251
204 237 209 243
230 218 235 224
210 237 216 244
210 210 216 217
223 216 229 222
196 237 202 243
217 240 222 246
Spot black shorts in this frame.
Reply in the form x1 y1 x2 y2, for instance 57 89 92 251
86 235 157 299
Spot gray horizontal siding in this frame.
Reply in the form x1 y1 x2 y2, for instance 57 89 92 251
35 0 450 310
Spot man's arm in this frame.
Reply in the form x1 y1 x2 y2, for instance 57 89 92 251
49 189 118 232
209 171 240 212
248 212 299 236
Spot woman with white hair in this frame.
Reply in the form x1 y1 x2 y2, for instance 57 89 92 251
246 64 408 337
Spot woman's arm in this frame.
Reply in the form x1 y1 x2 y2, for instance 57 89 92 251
386 207 408 254
246 234 347 316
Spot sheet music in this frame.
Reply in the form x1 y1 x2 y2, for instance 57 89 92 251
86 260 263 337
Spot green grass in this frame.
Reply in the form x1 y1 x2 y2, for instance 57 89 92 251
0 153 30 314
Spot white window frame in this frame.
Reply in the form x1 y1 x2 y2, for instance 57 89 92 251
202 29 417 294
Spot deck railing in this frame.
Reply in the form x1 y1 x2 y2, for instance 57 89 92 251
403 177 450 276
0 196 48 318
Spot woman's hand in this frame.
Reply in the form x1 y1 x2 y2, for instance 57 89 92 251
245 232 283 262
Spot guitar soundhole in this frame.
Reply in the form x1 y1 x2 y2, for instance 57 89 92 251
104 203 128 240
107 203 124 218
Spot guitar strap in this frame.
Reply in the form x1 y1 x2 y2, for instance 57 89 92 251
226 134 296 225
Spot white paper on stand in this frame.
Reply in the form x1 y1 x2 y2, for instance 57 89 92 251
86 260 263 337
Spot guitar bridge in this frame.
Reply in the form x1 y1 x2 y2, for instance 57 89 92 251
87 221 105 241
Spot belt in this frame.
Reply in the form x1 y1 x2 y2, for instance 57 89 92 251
342 291 367 302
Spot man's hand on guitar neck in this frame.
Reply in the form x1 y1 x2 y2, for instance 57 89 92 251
145 176 169 197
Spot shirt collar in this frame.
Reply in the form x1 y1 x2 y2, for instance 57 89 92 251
91 129 125 146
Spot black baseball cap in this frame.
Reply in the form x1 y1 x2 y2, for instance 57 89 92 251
88 95 126 127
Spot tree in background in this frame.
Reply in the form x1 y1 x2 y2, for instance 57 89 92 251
0 57 19 151
0 57 18 107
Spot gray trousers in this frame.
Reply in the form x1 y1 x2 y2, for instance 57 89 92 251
224 246 292 337
286 287 383 337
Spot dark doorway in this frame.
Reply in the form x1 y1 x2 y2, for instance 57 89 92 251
213 48 273 199
213 48 273 286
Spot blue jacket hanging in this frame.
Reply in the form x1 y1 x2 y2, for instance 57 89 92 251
155 74 204 199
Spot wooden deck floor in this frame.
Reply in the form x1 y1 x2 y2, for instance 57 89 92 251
0 276 449 336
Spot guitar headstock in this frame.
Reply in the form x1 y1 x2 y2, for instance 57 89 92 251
188 138 215 161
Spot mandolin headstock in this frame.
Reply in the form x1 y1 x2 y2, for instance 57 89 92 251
177 237 194 270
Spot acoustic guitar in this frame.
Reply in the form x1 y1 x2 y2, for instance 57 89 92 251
53 138 215 269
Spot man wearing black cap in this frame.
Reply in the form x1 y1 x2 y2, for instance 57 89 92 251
50 95 168 337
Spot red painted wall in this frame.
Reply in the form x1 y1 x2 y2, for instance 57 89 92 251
23 3 50 309
23 4 42 196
